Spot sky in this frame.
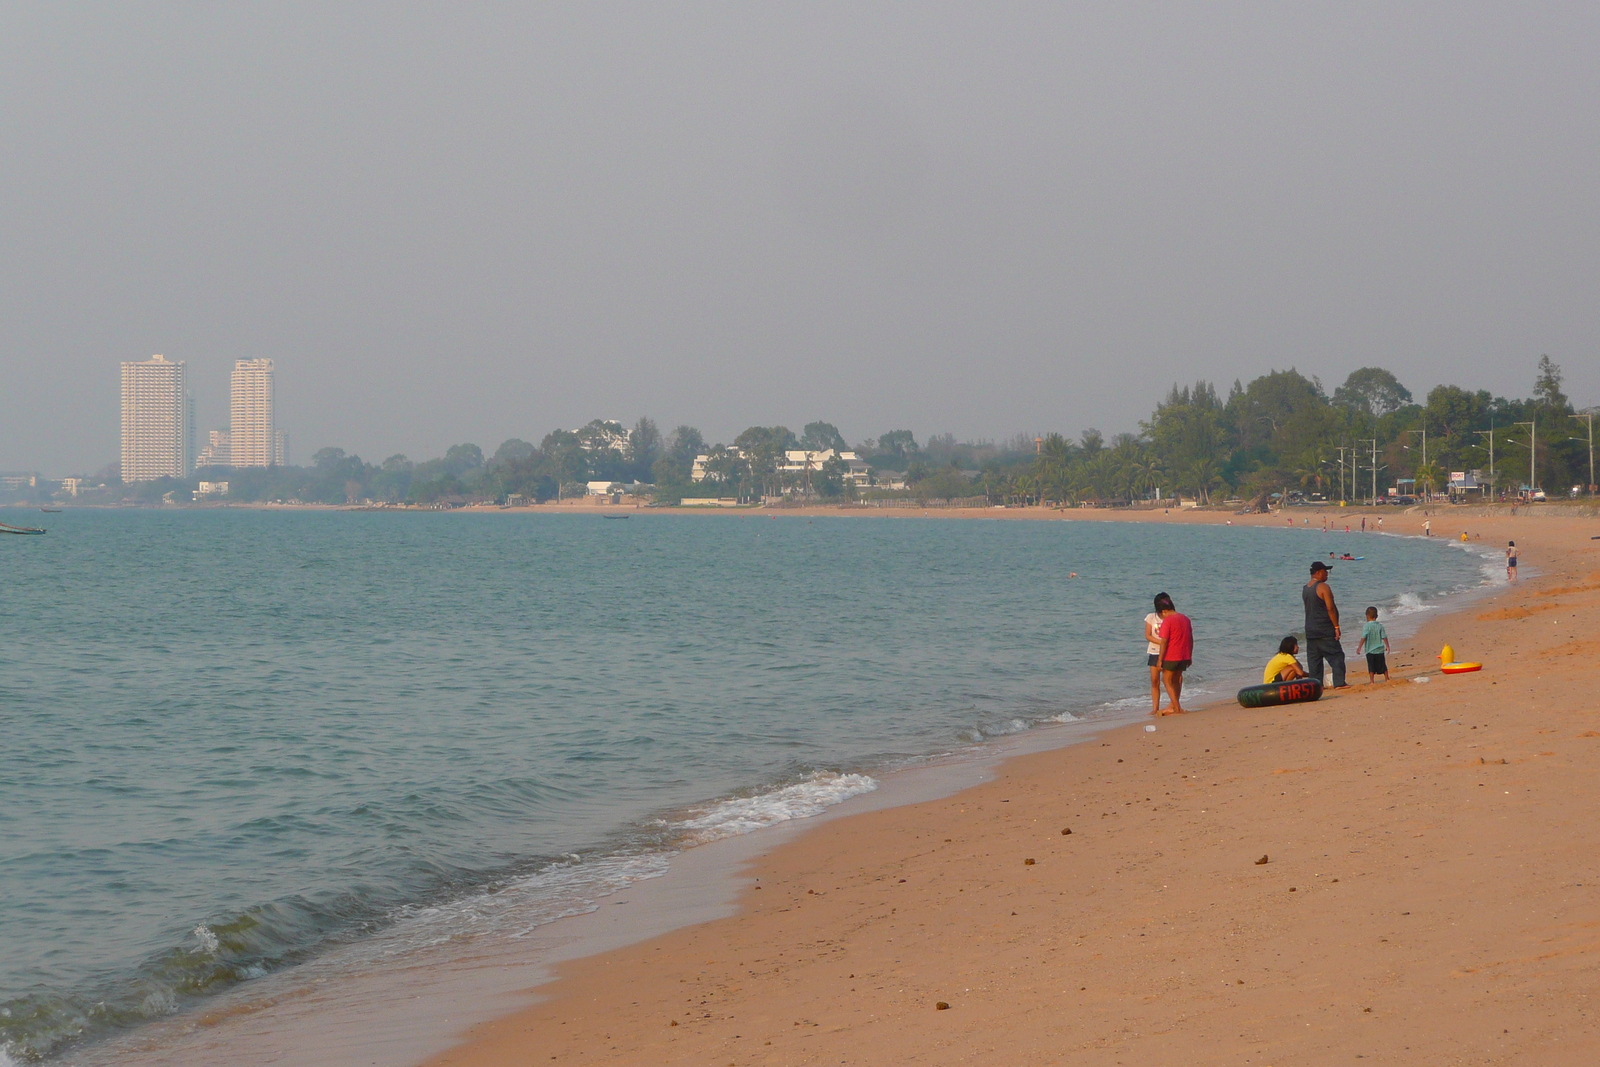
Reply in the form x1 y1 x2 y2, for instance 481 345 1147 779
2 2 1597 475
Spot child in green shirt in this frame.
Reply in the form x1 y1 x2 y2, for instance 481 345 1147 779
1359 607 1390 683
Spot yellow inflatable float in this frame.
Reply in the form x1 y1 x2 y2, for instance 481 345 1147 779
1438 644 1483 674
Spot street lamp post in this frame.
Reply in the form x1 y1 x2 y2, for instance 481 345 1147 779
1511 421 1537 499
1399 423 1429 501
1571 412 1595 496
1473 424 1496 501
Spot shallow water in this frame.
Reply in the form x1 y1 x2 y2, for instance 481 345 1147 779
0 508 1490 1062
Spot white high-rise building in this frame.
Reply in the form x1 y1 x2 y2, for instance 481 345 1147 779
196 430 231 468
230 359 280 467
120 355 190 482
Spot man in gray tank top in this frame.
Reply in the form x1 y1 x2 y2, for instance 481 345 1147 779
1303 561 1348 688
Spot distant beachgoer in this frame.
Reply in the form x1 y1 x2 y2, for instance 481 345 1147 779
1378 517 1384 531
1361 517 1367 532
1145 594 1172 715
1424 519 1431 537
1303 561 1348 688
1506 541 1518 582
1263 636 1308 684
1359 607 1391 683
1154 595 1194 715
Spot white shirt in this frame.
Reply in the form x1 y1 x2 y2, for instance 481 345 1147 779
1145 612 1163 655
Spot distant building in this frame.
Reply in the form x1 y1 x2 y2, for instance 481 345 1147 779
691 448 746 482
121 355 191 482
1448 470 1487 500
778 449 871 490
230 359 282 467
196 430 231 468
575 420 630 456
59 477 83 497
1 474 38 491
196 481 230 497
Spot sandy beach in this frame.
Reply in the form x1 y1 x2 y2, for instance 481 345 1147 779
412 506 1600 1067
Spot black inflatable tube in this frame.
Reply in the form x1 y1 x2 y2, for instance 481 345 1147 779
1237 678 1323 708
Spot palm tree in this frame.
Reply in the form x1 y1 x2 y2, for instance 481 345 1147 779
1415 460 1445 500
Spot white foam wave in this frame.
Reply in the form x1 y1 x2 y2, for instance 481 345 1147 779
672 772 878 844
1043 710 1085 723
193 923 219 955
0 1043 18 1067
1387 592 1432 617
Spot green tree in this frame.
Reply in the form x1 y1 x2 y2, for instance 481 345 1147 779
628 418 661 480
801 421 848 452
873 430 919 467
1534 355 1568 411
1333 367 1413 417
732 426 796 497
664 426 705 476
490 439 536 467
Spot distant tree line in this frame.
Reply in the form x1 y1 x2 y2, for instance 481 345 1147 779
1009 356 1591 507
14 356 1588 508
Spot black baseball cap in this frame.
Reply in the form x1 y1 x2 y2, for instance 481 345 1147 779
1310 561 1329 574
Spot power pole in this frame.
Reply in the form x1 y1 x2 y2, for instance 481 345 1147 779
1358 439 1381 505
1335 445 1349 504
1572 412 1595 496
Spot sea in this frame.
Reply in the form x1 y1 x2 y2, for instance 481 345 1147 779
0 507 1496 1064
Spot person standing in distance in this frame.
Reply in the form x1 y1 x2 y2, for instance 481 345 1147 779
1506 541 1518 582
1153 594 1193 715
1303 561 1348 689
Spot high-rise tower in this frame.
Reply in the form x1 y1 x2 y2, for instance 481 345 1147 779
230 359 278 468
120 355 190 481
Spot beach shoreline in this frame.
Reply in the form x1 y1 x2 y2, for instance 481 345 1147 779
42 507 1592 1066
404 510 1597 1067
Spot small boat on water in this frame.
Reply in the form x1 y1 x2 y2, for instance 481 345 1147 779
1 521 47 535
601 513 631 520
41 507 62 513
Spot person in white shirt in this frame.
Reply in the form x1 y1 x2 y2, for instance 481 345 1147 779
1144 593 1174 714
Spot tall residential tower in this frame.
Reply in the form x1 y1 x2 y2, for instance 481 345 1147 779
120 355 190 481
230 359 284 467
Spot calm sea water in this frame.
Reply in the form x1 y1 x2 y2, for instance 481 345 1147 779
0 508 1490 1062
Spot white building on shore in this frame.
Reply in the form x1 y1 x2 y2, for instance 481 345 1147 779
778 449 872 490
121 355 191 482
230 359 286 467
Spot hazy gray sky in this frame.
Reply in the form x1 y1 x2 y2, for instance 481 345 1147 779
3 2 1596 474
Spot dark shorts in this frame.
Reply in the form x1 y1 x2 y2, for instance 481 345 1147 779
1147 653 1160 667
1366 652 1388 674
1161 659 1191 673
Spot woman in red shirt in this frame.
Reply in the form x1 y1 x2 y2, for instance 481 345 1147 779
1154 594 1193 715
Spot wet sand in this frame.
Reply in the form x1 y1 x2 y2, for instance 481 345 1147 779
422 511 1600 1066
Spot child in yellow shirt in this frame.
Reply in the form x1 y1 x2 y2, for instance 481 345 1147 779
1263 636 1308 684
